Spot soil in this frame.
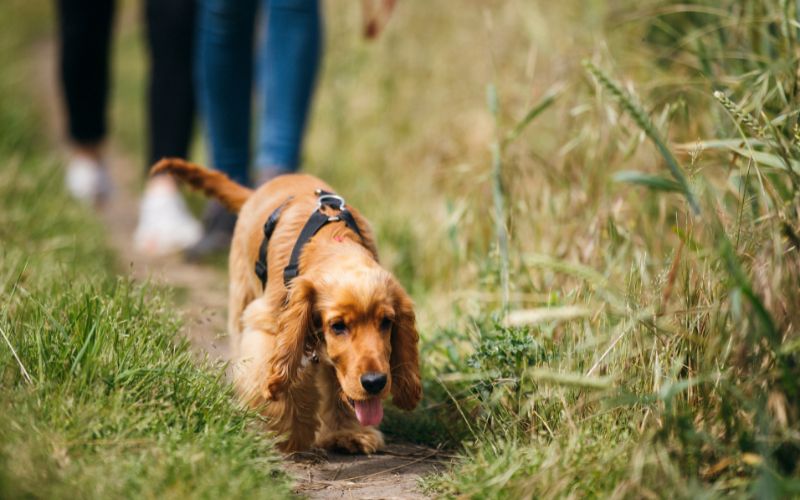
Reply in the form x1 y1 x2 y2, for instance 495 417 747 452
35 39 447 500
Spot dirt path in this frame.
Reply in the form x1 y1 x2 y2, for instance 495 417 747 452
35 38 446 499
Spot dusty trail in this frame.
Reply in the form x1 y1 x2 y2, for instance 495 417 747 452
35 38 446 499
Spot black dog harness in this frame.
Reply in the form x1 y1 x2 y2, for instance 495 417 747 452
255 189 365 289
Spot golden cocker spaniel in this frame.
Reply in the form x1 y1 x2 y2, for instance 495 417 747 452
151 158 421 453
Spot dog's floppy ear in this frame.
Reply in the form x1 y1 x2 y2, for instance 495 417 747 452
265 277 315 400
389 279 422 410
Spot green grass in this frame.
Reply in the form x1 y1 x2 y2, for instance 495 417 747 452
0 2 290 497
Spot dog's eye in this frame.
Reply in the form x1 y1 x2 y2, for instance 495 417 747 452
379 317 393 332
330 321 348 335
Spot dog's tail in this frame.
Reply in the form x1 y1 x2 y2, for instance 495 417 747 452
150 158 253 213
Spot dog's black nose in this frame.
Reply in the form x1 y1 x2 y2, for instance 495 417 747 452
360 372 388 395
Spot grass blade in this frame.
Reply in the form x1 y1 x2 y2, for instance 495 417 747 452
502 85 562 150
583 60 701 214
613 170 683 192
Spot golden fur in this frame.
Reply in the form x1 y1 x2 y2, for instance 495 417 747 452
151 158 421 453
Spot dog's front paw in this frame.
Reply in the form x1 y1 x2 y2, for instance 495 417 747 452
316 427 385 454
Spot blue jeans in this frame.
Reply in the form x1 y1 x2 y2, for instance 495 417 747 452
197 0 322 186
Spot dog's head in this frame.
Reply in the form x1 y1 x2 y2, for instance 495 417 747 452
264 253 421 426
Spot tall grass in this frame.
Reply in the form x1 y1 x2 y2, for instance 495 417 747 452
410 0 800 496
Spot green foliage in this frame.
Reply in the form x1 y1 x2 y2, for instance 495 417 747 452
0 278 290 498
399 0 800 497
468 325 552 381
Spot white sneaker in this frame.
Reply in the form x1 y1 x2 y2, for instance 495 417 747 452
134 182 202 256
65 156 113 205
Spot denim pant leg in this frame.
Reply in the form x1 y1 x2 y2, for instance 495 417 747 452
196 0 257 186
255 0 322 173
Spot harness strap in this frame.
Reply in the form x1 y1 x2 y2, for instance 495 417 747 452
254 190 364 290
254 198 292 289
283 200 363 286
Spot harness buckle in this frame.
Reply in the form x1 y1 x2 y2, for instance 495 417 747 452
317 194 346 212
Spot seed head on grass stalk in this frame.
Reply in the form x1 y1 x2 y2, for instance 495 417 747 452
582 60 701 215
712 91 767 140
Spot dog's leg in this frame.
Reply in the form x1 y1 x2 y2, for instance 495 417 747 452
236 325 319 452
276 366 320 452
227 238 259 354
256 367 319 452
226 274 254 355
314 364 384 454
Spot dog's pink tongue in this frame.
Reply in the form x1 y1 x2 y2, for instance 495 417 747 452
354 398 383 426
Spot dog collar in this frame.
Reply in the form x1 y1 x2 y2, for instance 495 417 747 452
254 189 365 289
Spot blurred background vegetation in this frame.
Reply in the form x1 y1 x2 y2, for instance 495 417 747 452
1 0 799 497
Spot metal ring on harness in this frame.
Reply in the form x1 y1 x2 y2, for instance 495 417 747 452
316 194 346 212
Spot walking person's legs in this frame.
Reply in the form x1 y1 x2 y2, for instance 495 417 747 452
135 0 203 255
196 0 256 186
56 0 115 204
188 0 257 259
254 0 322 184
145 0 196 167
